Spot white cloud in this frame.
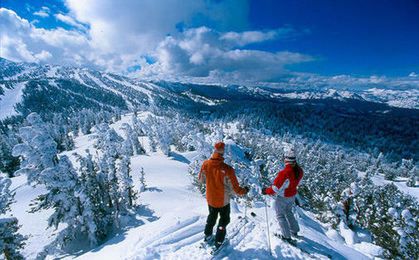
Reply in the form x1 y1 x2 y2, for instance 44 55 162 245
259 72 419 91
63 0 249 62
220 27 296 47
34 50 52 61
138 27 312 81
55 13 86 30
0 8 90 65
2 4 415 89
33 6 50 18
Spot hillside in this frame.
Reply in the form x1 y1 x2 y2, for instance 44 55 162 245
7 113 382 259
0 59 418 259
1 58 418 161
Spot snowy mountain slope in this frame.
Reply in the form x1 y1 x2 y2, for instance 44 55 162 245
4 113 385 260
1 58 417 123
1 58 417 163
8 175 61 259
76 152 372 260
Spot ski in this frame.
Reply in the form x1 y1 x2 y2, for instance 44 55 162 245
198 216 250 257
210 239 230 256
199 235 215 250
274 233 332 259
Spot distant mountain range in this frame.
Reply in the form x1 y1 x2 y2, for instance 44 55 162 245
1 57 418 162
1 58 417 121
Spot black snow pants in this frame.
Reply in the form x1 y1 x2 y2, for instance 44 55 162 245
204 204 231 244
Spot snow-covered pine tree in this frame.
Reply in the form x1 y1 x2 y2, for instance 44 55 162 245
0 175 26 260
188 158 206 195
406 166 418 187
75 151 101 245
121 123 144 155
12 113 58 185
95 124 139 227
31 155 100 255
387 206 419 258
139 167 146 192
131 113 146 136
121 134 134 157
401 160 418 187
0 133 20 177
155 123 172 156
117 153 136 209
51 113 74 152
143 115 172 155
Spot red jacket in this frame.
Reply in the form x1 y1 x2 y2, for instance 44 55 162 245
265 163 303 197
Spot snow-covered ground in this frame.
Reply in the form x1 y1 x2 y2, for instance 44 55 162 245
3 114 388 259
357 171 419 200
371 175 419 200
72 151 376 260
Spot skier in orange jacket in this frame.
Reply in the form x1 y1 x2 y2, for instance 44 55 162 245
199 141 249 249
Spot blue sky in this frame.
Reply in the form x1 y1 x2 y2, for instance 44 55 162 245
246 0 419 77
1 0 418 84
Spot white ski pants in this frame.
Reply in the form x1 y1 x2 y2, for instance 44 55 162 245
274 196 300 239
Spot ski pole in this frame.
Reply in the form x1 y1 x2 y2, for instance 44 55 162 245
264 198 272 256
244 199 247 220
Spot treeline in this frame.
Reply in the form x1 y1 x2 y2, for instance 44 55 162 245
205 99 419 162
0 109 123 177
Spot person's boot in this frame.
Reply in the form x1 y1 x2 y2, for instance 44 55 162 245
275 233 296 245
215 241 223 250
291 232 302 239
204 235 214 244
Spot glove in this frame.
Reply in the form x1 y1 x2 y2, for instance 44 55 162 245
243 186 250 194
261 187 268 195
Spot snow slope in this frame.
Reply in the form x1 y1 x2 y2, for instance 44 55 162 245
75 150 373 260
5 114 383 259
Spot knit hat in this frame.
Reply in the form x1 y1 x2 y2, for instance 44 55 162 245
214 142 225 152
284 146 296 162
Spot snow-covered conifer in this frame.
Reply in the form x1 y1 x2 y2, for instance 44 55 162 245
139 167 146 192
121 123 144 155
12 113 58 185
0 175 25 259
117 154 136 209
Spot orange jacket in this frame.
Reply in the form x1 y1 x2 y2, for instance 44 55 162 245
199 152 247 208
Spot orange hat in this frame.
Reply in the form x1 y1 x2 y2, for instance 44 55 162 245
214 142 225 151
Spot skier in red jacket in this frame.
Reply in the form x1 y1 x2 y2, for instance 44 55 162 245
262 147 304 242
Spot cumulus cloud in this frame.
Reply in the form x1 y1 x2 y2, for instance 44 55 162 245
64 0 249 54
33 6 50 18
139 27 313 81
55 13 86 30
4 3 414 88
0 6 312 82
0 8 90 65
